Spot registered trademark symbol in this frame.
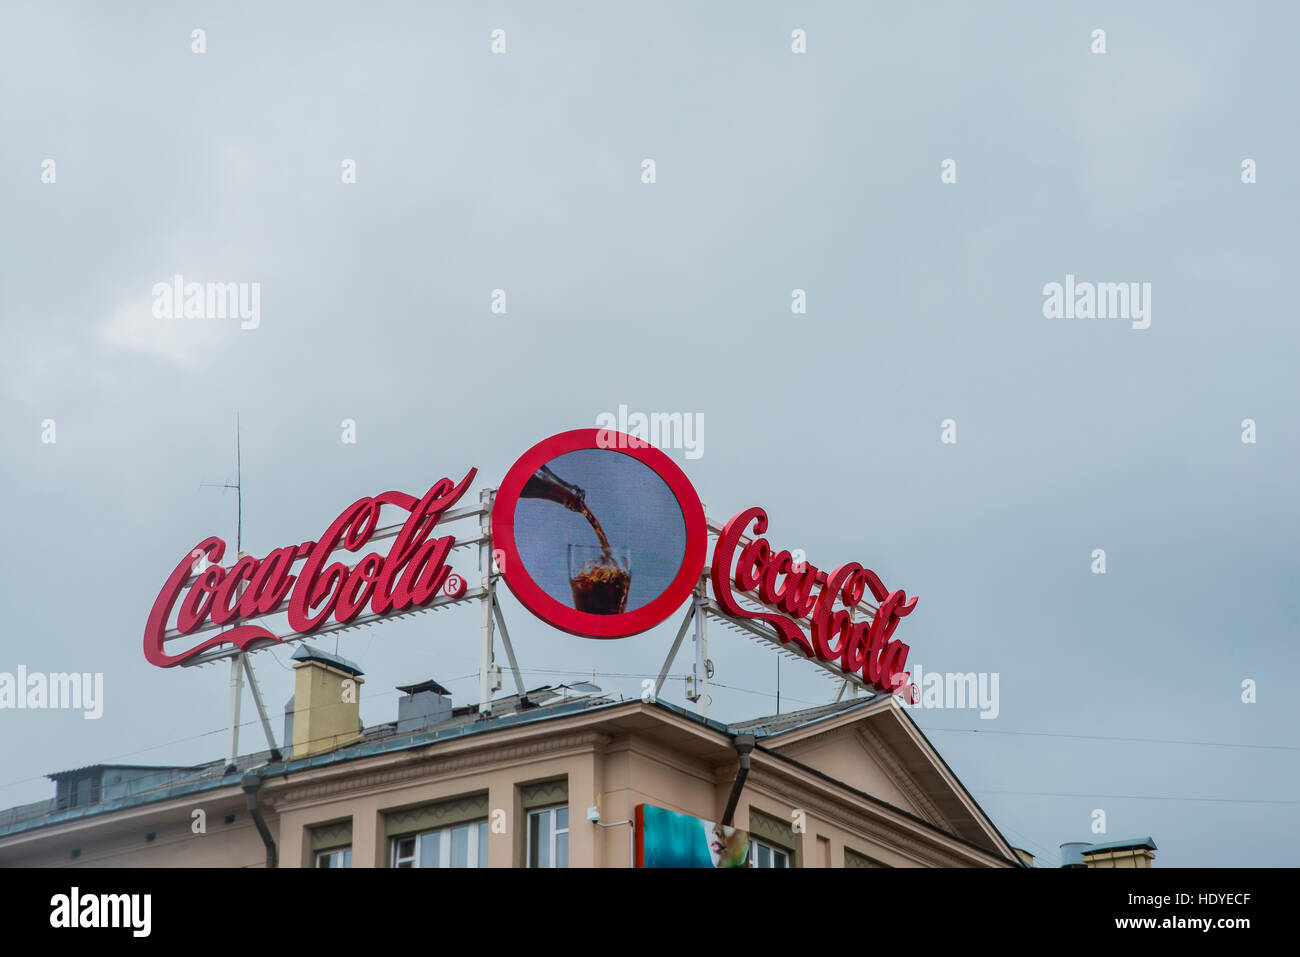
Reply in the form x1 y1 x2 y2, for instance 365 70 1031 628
444 573 466 597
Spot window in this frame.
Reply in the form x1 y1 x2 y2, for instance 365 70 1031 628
310 820 353 868
520 779 569 868
391 820 489 868
55 773 102 811
750 838 791 868
526 806 569 868
384 792 490 868
316 847 352 868
746 809 796 868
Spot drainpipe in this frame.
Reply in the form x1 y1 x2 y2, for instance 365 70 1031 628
240 772 277 869
720 733 756 826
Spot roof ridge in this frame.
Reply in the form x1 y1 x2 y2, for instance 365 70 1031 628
727 696 881 735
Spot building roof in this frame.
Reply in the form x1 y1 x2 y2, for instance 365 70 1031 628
46 764 203 781
726 696 880 737
1083 837 1158 854
0 684 1019 866
0 685 621 837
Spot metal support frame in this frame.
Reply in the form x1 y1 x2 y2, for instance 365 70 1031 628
224 652 282 771
490 590 527 698
243 653 282 761
652 600 695 703
474 487 529 712
702 596 874 694
650 583 711 718
224 654 245 772
478 487 498 714
651 514 891 716
691 587 710 718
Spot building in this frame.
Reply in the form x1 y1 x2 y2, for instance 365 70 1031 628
0 647 1023 868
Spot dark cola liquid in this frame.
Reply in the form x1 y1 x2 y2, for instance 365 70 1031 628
521 465 630 615
570 560 630 615
570 504 630 615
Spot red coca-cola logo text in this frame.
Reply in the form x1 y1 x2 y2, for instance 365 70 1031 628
710 506 918 695
144 470 476 667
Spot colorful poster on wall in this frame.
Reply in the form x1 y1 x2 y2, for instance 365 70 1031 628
634 803 751 868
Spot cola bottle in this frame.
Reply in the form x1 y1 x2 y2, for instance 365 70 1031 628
520 465 586 512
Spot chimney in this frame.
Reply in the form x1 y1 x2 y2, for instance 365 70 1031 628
289 646 364 759
396 679 454 734
1059 837 1157 868
1080 838 1157 868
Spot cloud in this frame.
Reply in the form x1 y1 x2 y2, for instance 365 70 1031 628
97 296 231 369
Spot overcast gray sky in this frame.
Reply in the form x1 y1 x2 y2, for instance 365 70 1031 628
2 1 1297 867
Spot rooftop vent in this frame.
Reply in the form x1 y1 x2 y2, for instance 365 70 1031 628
396 679 454 734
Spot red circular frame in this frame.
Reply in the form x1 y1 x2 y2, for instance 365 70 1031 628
492 429 707 639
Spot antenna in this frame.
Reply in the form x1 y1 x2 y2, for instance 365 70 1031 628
201 416 279 769
235 412 241 555
200 413 242 556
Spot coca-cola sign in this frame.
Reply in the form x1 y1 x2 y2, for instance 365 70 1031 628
144 470 476 667
710 506 919 695
144 431 921 693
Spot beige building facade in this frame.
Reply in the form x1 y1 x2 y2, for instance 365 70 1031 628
0 651 1023 869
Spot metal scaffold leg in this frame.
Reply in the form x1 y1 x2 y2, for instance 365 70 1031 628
491 591 527 697
653 600 696 704
690 586 709 718
478 487 497 715
225 653 245 772
242 654 282 761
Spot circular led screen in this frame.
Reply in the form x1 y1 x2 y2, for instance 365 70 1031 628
492 430 708 638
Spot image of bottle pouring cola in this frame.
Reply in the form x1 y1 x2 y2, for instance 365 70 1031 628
521 466 631 615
